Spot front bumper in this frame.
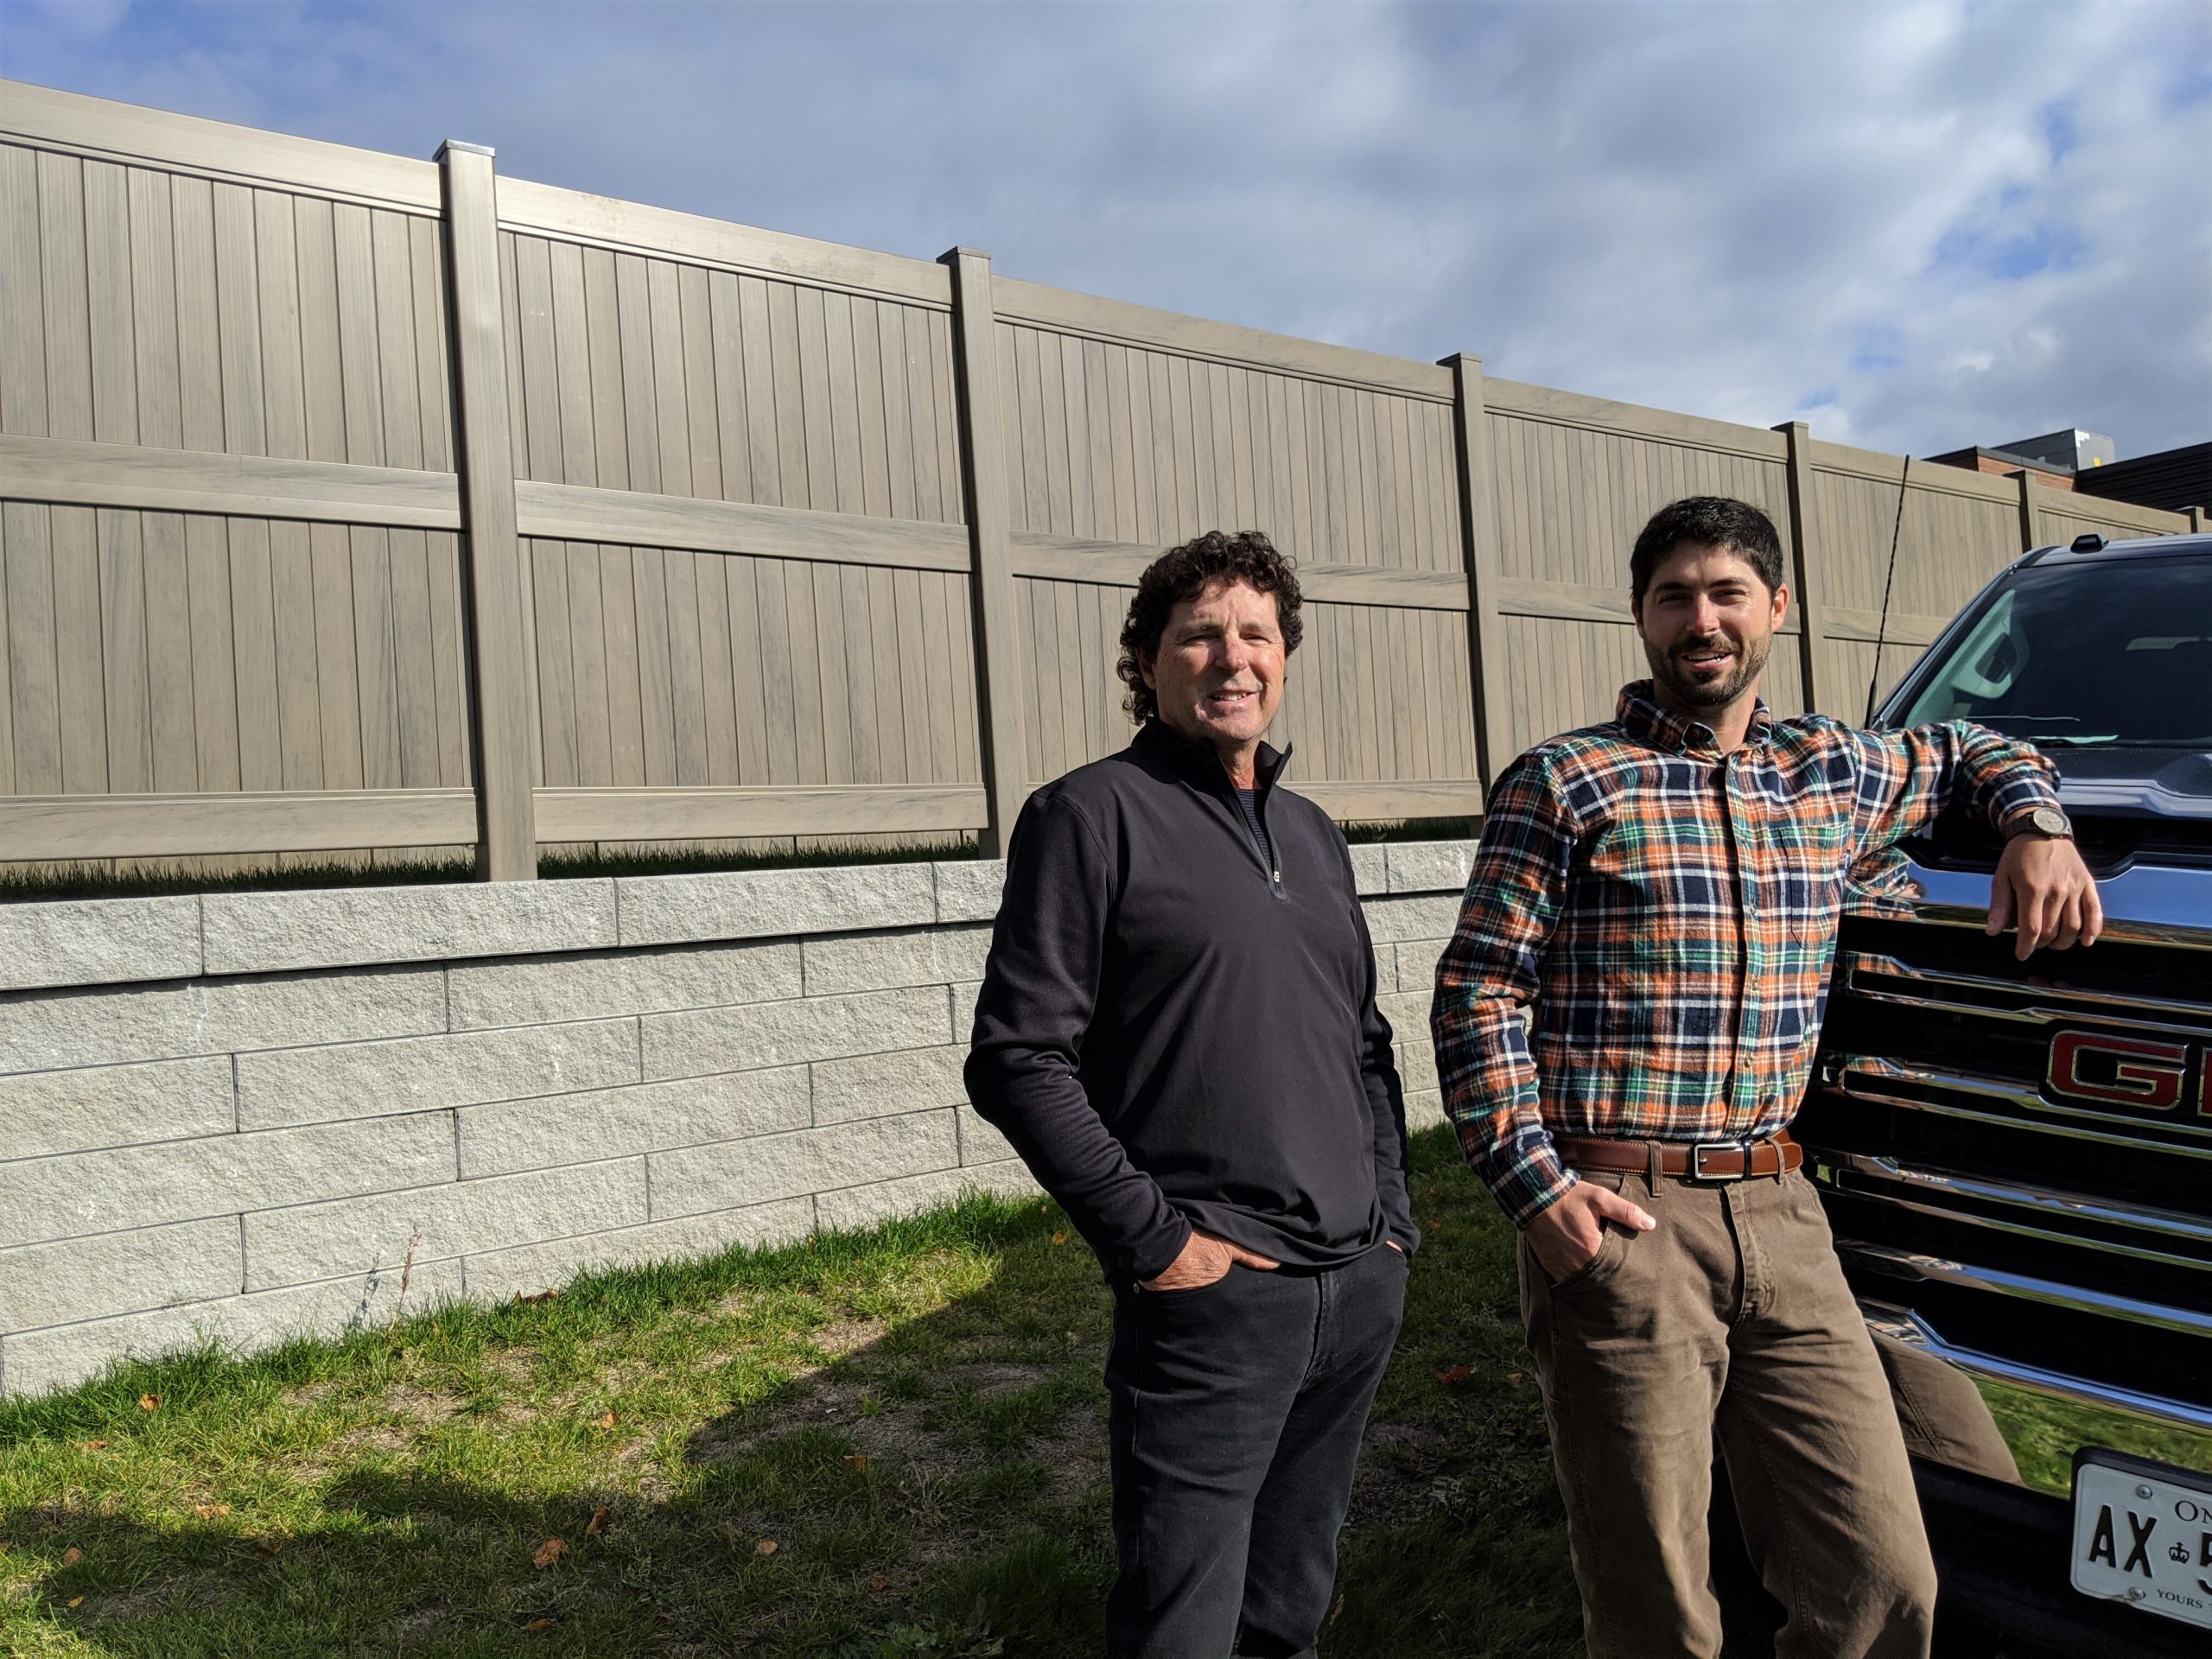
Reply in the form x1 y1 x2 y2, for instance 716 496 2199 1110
1855 1298 2212 1656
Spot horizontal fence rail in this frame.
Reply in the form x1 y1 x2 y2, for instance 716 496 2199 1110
0 78 2196 874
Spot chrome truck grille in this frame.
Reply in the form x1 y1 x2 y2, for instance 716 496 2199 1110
1794 863 2212 1494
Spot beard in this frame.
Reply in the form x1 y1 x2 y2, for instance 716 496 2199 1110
1645 630 1770 710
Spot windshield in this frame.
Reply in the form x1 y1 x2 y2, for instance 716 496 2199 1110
1891 556 2212 747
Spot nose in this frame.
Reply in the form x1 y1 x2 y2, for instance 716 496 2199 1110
1689 595 1721 636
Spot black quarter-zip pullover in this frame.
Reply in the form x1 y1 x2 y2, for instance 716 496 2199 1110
964 720 1420 1282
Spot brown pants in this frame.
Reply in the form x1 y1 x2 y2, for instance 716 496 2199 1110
1519 1162 1937 1659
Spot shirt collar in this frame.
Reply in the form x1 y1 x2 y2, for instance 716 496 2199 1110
1615 680 1773 760
1133 718 1291 791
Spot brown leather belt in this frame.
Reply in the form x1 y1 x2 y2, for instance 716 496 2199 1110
1553 1128 1801 1183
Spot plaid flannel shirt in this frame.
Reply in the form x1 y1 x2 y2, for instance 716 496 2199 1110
1430 680 2059 1227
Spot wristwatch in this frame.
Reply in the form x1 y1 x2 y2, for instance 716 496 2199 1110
2005 805 2074 841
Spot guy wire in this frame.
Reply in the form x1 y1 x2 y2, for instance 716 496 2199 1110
1866 453 1912 725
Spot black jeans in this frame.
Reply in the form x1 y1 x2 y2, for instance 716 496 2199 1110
1103 1240 1408 1658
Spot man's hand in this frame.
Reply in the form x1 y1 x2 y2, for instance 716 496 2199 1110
1141 1229 1280 1292
1987 833 2102 961
1523 1182 1656 1284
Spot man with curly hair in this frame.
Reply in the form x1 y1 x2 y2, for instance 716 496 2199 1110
967 529 1419 1659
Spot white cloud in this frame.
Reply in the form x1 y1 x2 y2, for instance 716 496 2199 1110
3 0 2204 457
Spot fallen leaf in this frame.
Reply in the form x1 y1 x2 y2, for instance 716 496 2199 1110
1508 1370 1524 1385
67 1595 84 1610
513 1289 560 1305
251 1541 282 1560
531 1536 569 1569
138 1394 162 1412
841 1454 868 1472
754 1537 779 1557
78 1440 109 1452
868 1575 887 1592
60 1548 82 1567
523 1618 555 1632
585 1505 610 1536
1064 1331 1076 1341
1328 1592 1345 1627
596 1411 617 1430
1051 1230 1068 1245
194 1502 232 1520
1433 1364 1476 1386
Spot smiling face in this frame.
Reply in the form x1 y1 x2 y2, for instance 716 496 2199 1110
1140 576 1287 769
1632 541 1789 717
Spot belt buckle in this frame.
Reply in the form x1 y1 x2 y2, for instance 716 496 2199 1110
1689 1140 1751 1183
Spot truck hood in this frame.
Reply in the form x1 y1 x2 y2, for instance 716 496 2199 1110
2048 745 2212 820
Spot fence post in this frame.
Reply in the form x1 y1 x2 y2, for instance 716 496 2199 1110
1775 421 1834 717
1440 354 1510 787
438 140 537 880
2189 505 2204 533
939 247 1028 860
2017 467 2044 551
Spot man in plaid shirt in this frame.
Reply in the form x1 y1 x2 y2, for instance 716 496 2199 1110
1432 497 2101 1658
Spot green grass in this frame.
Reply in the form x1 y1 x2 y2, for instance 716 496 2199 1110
0 837 982 906
0 1128 1577 1657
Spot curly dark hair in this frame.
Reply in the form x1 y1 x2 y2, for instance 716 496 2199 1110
1116 530 1303 725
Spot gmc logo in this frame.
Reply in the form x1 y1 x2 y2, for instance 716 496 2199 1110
2047 1030 2212 1117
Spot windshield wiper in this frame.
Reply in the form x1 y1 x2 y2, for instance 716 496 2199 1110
2031 734 2120 747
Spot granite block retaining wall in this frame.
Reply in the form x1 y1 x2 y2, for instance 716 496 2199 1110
0 842 1475 1398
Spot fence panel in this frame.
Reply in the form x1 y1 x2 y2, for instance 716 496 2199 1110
0 87 476 867
983 283 1479 818
483 191 988 848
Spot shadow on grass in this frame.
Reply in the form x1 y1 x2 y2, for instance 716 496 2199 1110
2 1131 1592 1657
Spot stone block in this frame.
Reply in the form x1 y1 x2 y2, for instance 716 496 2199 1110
641 987 949 1082
0 1055 234 1160
1371 947 1396 996
1403 1089 1447 1132
0 1216 243 1332
458 1067 810 1178
1395 938 1450 997
461 1197 814 1302
0 1257 465 1399
649 1109 957 1220
0 896 201 993
201 880 616 976
1347 844 1389 896
235 1018 640 1130
949 981 981 1042
933 860 1006 924
958 1105 1018 1166
1377 988 1433 1036
1357 893 1464 944
816 1158 1038 1233
812 1045 967 1125
0 965 447 1074
800 925 992 996
1397 1039 1440 1093
448 940 801 1031
245 1158 646 1292
0 1113 456 1250
1387 841 1478 895
616 862 934 948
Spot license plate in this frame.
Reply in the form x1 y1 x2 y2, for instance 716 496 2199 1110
2070 1448 2212 1631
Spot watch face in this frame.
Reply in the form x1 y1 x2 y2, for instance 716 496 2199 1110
2031 806 2071 837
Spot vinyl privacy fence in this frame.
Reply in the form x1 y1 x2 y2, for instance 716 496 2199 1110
0 80 2196 877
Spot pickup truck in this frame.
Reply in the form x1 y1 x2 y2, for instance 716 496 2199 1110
1791 527 2212 1655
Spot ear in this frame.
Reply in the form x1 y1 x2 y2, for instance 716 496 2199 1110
1138 650 1157 690
1769 581 1790 632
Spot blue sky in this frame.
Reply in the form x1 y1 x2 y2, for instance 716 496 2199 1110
3 0 2207 460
